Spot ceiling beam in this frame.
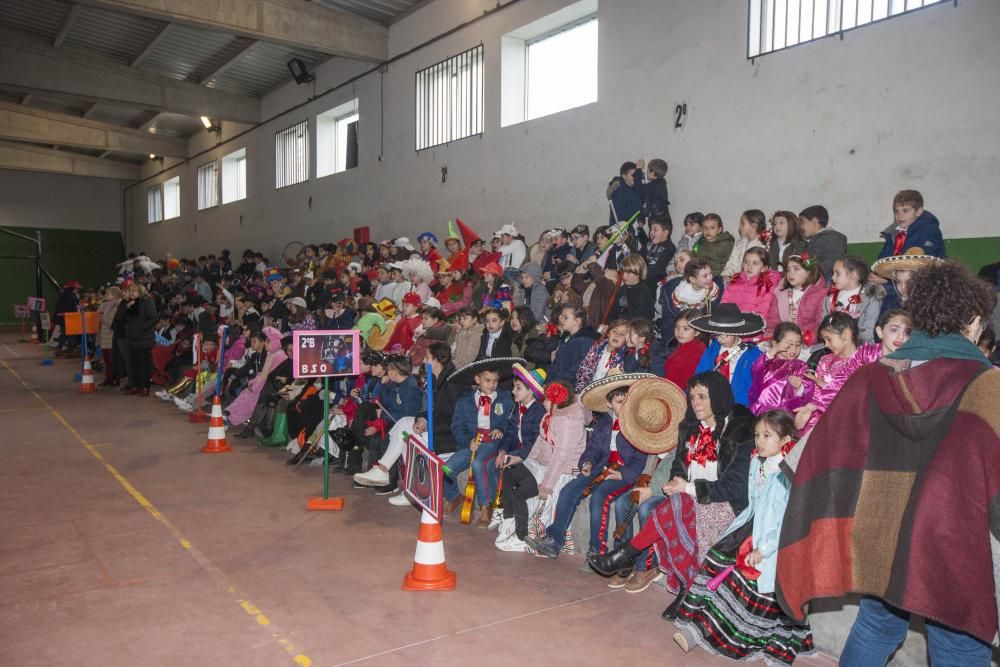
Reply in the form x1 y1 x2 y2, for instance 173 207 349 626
0 30 260 124
0 139 141 180
198 40 259 86
53 5 83 48
0 101 187 157
130 22 172 68
134 111 162 132
81 103 100 119
74 0 388 61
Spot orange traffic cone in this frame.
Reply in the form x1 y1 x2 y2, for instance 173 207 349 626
78 357 96 393
30 324 38 343
402 510 457 591
200 395 232 454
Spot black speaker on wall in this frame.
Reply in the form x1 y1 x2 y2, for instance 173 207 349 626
287 58 315 85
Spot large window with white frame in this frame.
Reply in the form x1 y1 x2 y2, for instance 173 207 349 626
748 0 948 58
415 45 484 151
197 161 218 210
221 148 247 204
317 99 359 178
163 176 180 220
501 0 598 128
275 120 309 188
147 185 162 224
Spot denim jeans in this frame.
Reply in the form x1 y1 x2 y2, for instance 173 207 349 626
840 597 991 667
613 494 666 571
544 471 631 554
442 439 502 505
443 448 472 501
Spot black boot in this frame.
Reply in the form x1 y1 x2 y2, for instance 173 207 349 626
661 585 687 621
588 547 637 577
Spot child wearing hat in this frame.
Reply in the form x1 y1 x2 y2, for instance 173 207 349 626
493 364 548 549
527 372 653 560
692 304 765 407
417 232 442 271
382 292 423 353
444 359 517 526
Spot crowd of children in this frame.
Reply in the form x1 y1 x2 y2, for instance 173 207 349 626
57 179 1000 664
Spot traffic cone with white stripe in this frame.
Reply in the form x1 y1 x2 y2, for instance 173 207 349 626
200 395 232 454
402 510 456 591
30 323 38 343
77 357 96 393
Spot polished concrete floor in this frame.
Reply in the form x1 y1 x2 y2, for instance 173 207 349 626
0 335 836 666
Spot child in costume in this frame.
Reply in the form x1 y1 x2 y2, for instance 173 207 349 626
663 309 708 388
765 253 827 347
574 320 630 391
692 304 765 407
722 209 769 280
477 307 514 360
720 246 781 322
659 257 722 343
451 307 484 369
822 255 884 343
748 322 811 415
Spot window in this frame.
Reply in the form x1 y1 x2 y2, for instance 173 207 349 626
415 45 484 150
501 0 598 127
163 176 180 220
317 99 359 178
197 161 218 210
749 0 948 58
146 185 162 224
221 148 247 204
275 120 309 188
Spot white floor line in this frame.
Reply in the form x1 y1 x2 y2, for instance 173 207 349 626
2 343 19 358
330 590 617 666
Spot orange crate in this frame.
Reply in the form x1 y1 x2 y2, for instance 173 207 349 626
64 311 101 335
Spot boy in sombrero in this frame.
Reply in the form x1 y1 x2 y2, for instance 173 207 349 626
527 372 653 560
692 303 764 407
444 358 518 526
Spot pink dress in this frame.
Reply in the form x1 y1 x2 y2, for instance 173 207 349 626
803 343 882 431
747 354 813 415
224 328 287 424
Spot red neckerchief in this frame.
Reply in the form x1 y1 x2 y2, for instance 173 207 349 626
685 423 718 467
611 418 620 431
893 228 907 255
545 322 560 338
829 286 861 312
519 405 528 416
715 350 731 379
478 394 492 416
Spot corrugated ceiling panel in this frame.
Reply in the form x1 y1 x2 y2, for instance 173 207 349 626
140 24 242 83
207 42 325 97
0 0 72 42
61 6 164 65
146 113 202 138
317 0 420 24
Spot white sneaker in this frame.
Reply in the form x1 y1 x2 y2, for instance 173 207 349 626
155 390 172 400
174 396 194 412
487 508 504 530
353 466 389 487
495 517 515 542
286 439 300 454
495 533 528 552
388 492 412 507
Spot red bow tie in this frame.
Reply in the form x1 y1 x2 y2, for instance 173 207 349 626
715 350 731 379
479 395 492 416
519 405 528 416
685 423 718 467
611 418 620 432
893 228 907 255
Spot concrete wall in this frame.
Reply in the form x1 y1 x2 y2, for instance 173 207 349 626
126 0 1000 263
0 169 125 233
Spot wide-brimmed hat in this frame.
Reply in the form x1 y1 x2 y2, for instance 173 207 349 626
580 371 655 413
448 357 526 385
284 296 307 309
394 237 416 251
619 377 688 454
373 298 396 318
512 363 547 400
871 247 943 280
689 303 765 337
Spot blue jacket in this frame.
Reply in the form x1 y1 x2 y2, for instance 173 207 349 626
542 243 574 276
623 343 667 377
496 400 545 459
549 326 600 383
451 389 515 452
380 375 422 422
658 275 724 344
607 175 644 224
579 412 648 485
719 456 791 594
695 341 762 407
878 210 946 259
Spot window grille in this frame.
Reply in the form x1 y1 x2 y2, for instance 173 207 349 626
147 185 162 224
197 161 218 210
415 45 484 151
275 120 309 188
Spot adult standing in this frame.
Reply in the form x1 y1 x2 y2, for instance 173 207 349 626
776 261 999 665
124 283 157 396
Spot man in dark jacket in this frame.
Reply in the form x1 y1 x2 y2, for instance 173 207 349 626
799 204 847 281
877 189 946 260
124 285 158 395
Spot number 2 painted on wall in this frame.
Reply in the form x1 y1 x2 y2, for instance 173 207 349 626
674 102 688 129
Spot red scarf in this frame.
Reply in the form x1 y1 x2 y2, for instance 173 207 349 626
685 423 718 467
715 350 731 379
893 228 907 255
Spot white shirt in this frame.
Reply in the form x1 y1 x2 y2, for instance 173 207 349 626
517 399 535 443
835 285 861 308
389 280 413 308
485 329 501 357
610 411 621 452
500 239 527 269
475 390 498 430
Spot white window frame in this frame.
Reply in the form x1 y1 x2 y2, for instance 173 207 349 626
221 147 247 204
275 120 309 189
317 99 359 178
197 160 218 211
500 0 598 128
415 45 485 151
163 176 180 220
748 0 949 58
147 184 162 224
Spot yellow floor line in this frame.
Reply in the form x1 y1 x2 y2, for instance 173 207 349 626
1 359 313 667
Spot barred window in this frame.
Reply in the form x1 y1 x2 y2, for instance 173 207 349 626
275 120 309 188
415 45 484 151
197 161 218 210
221 148 247 204
147 185 162 224
749 0 948 58
163 176 180 220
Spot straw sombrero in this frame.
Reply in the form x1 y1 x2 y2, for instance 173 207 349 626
689 303 765 337
618 377 688 454
448 357 526 385
871 247 943 280
512 363 547 400
372 298 397 319
579 371 654 413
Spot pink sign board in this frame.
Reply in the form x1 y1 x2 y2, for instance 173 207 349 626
291 330 361 379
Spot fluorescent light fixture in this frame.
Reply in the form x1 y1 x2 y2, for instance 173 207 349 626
149 153 156 159
200 115 212 129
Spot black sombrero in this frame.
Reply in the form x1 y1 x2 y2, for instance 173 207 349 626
689 303 765 337
448 356 527 385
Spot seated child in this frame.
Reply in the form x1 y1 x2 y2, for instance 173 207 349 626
575 320 630 391
672 410 814 665
450 306 483 369
477 307 513 360
692 213 734 276
722 210 768 280
692 304 765 407
663 309 709 388
765 253 827 347
624 319 666 374
383 292 423 352
822 255 884 343
408 301 452 368
674 213 703 255
720 247 781 321
660 257 722 341
747 322 810 415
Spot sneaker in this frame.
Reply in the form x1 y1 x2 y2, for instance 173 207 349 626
607 571 630 588
155 390 172 401
353 465 389 487
388 492 412 507
495 533 528 552
624 568 663 594
487 509 504 530
524 535 560 559
372 484 396 496
173 396 194 412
